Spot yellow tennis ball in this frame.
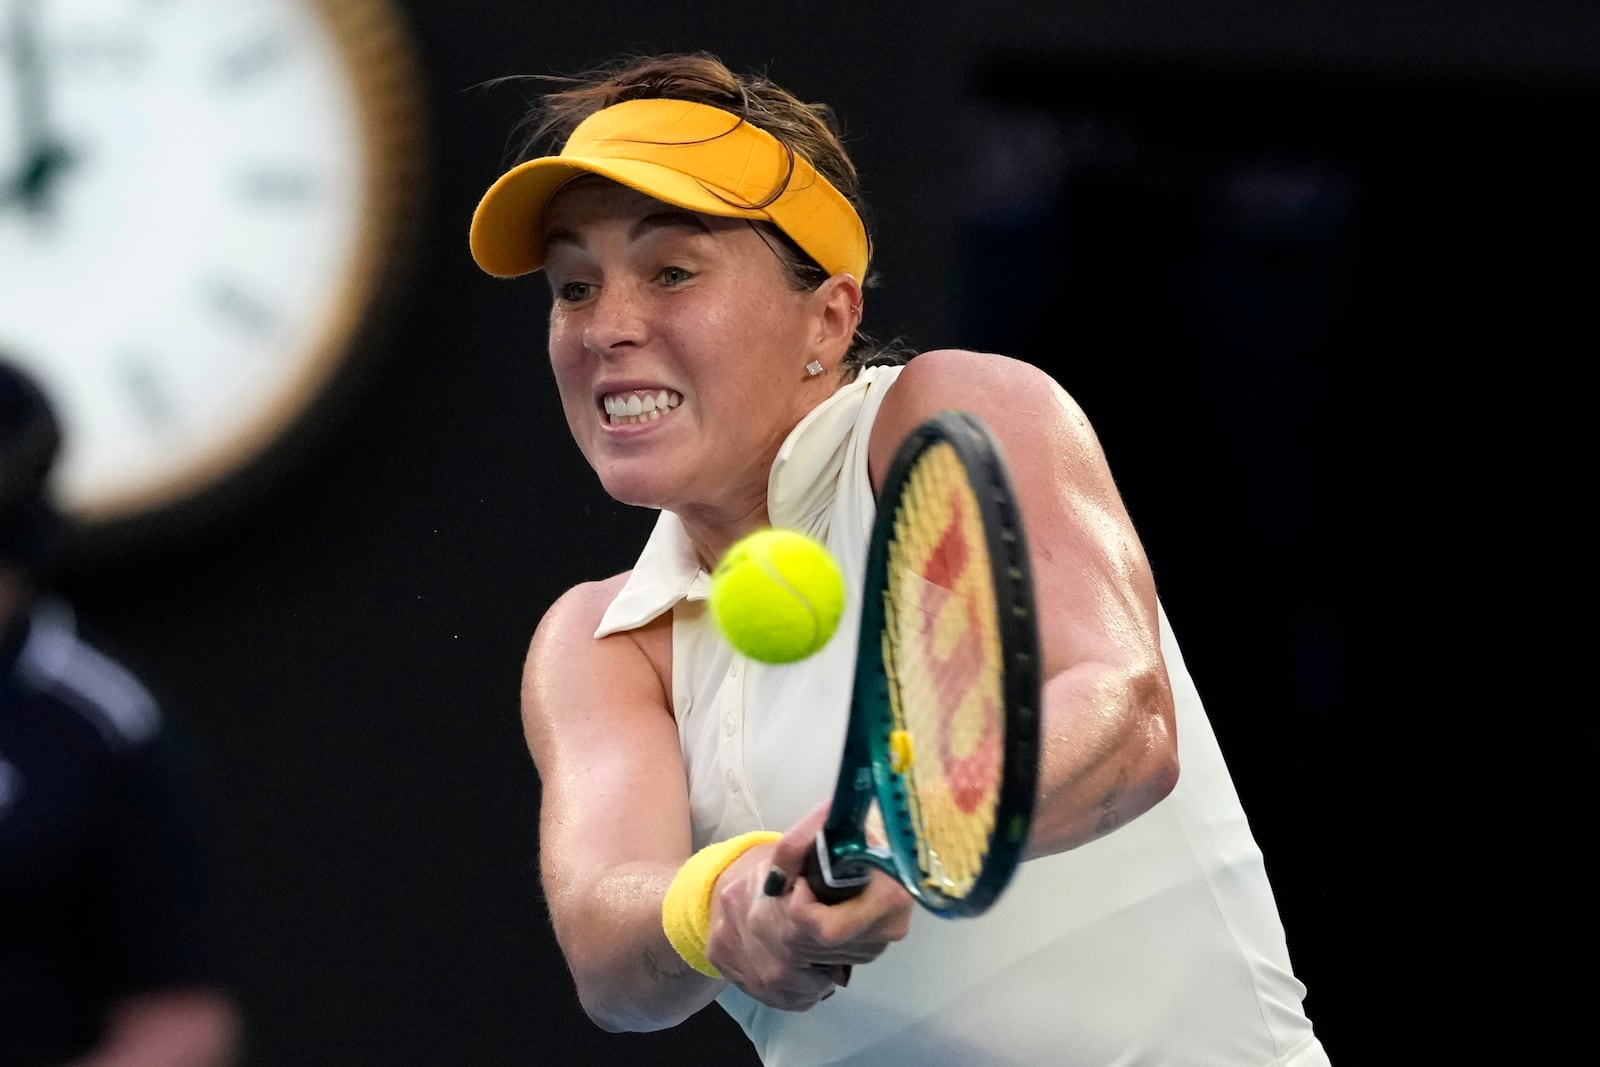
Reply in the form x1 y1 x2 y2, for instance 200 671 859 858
710 529 845 664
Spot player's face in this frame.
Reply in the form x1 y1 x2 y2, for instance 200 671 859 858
541 179 833 527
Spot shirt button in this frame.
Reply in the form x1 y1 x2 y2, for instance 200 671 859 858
724 715 736 737
725 769 740 793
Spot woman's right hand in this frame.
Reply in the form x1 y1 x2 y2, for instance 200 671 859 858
704 800 913 1011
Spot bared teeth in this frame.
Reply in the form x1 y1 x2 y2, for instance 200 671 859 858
603 389 681 423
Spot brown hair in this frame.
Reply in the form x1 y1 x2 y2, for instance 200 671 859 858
506 52 914 373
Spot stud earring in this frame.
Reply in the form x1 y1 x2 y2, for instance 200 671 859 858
805 360 824 377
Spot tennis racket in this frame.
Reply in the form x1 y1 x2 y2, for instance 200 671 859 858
791 409 1041 917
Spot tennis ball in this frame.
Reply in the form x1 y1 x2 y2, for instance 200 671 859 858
710 529 845 664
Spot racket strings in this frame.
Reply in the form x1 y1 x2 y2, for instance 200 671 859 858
883 442 1006 900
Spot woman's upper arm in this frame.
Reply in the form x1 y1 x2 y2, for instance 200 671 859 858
520 579 692 923
873 351 1179 848
871 350 1164 664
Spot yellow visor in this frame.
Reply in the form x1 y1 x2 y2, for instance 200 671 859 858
469 98 869 281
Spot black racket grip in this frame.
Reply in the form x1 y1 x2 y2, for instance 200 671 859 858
801 830 872 905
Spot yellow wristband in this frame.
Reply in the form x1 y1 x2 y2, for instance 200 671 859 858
661 830 782 978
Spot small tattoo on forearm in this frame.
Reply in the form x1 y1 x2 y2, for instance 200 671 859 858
642 946 694 983
1094 769 1129 836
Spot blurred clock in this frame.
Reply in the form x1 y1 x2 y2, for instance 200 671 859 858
0 0 427 548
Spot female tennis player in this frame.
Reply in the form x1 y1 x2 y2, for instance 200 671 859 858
470 50 1331 1067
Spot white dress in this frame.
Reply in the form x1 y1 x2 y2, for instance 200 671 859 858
596 365 1330 1066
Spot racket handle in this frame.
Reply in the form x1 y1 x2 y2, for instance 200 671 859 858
802 830 872 905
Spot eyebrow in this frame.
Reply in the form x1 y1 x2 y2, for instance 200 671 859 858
544 209 714 255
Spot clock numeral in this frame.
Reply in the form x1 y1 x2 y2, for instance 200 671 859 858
237 169 318 203
217 35 290 87
117 351 176 432
203 277 277 339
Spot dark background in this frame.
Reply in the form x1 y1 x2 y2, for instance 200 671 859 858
43 2 1597 1064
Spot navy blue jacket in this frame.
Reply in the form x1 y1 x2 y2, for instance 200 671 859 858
1 599 224 1067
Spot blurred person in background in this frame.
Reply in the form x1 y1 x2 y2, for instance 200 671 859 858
0 358 241 1067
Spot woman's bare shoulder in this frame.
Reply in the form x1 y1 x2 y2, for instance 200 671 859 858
871 349 1078 481
538 572 634 636
524 572 672 719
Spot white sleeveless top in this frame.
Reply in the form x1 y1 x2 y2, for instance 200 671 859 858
596 365 1330 1067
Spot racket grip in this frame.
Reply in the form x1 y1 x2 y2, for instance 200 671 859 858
802 830 872 905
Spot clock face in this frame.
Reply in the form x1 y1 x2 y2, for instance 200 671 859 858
0 0 423 529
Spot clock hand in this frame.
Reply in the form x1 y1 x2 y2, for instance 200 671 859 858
3 0 76 217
